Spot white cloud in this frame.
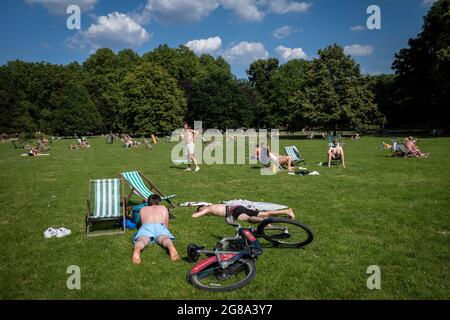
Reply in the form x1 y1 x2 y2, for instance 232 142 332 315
185 36 222 55
273 25 296 39
222 41 269 65
275 45 308 60
25 0 98 15
136 0 311 24
267 0 312 14
221 0 265 22
66 12 151 51
344 44 374 56
350 25 365 32
421 0 437 6
138 0 220 24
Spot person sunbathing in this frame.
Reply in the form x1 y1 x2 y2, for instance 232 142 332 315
328 140 346 168
254 144 295 173
192 204 295 223
404 137 429 158
132 194 179 264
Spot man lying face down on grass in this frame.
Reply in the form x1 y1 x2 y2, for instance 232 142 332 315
132 194 179 264
192 204 295 223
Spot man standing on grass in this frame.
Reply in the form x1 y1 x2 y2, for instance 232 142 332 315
132 195 179 264
182 122 200 172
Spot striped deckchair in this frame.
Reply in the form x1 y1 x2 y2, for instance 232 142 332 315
86 178 125 237
284 146 306 166
121 171 176 218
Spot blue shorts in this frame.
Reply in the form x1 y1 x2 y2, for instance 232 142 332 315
133 223 175 244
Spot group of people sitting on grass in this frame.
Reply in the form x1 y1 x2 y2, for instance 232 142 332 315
122 134 147 148
254 139 346 172
70 137 90 150
131 194 297 264
382 136 430 158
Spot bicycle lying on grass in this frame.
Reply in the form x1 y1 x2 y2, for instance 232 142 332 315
186 211 314 292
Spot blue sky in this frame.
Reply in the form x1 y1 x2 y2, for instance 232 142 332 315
0 0 437 78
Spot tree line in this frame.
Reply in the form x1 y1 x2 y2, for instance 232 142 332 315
0 0 448 136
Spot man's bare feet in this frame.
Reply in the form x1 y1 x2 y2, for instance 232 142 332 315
287 208 296 220
132 249 142 265
168 247 180 261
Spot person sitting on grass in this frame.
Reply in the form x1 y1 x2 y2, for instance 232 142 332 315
328 140 346 168
192 204 295 223
132 194 179 264
404 136 430 158
254 144 295 173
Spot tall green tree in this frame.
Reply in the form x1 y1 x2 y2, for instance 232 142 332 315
120 62 186 135
83 48 140 132
289 44 380 132
188 54 259 129
392 0 450 128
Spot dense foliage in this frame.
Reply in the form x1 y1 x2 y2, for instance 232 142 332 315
0 1 448 135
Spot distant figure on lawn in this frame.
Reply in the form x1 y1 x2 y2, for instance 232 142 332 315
132 195 179 264
404 136 430 158
182 122 200 172
192 204 295 223
328 140 346 168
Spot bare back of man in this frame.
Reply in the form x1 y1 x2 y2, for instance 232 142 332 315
132 199 179 264
140 205 170 226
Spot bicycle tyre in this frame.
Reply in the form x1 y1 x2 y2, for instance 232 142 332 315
188 258 257 292
258 217 314 248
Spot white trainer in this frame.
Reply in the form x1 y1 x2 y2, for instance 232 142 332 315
56 227 72 238
44 228 57 238
185 168 192 171
195 167 200 172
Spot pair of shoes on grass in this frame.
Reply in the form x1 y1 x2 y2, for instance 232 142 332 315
44 227 72 238
185 167 200 172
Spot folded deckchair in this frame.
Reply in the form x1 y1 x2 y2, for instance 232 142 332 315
121 171 176 218
284 145 306 166
86 178 125 237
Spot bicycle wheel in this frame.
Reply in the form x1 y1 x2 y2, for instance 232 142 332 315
258 217 314 248
188 258 256 292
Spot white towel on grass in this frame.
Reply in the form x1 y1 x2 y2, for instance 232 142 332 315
222 199 288 211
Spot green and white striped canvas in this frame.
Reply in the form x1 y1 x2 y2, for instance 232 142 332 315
285 146 300 162
93 179 121 218
121 171 176 201
121 171 153 199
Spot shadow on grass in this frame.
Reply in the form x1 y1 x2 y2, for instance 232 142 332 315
169 165 188 170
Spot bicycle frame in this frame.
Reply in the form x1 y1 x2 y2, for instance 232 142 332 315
189 224 263 276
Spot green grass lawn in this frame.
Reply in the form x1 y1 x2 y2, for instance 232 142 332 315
0 136 449 299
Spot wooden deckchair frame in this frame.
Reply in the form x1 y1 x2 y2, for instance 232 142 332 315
86 178 126 237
